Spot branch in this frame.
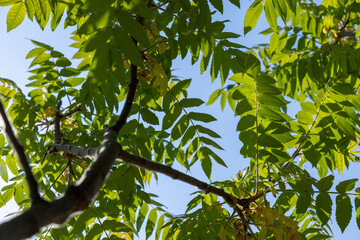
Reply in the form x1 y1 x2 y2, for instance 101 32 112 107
54 101 62 144
50 144 98 158
117 150 250 207
49 143 252 208
0 127 121 240
111 63 139 135
0 100 41 203
63 104 81 118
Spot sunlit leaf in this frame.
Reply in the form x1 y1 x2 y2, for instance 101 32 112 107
6 1 26 32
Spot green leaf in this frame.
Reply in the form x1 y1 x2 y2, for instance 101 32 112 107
6 154 18 175
70 210 92 235
258 134 283 148
155 215 165 240
29 53 51 68
146 209 157 239
256 82 281 95
170 79 191 96
264 0 277 32
207 89 223 105
244 0 263 35
137 203 148 231
336 179 358 193
316 193 332 225
114 26 143 67
286 0 296 13
50 2 65 30
6 1 26 32
84 224 102 240
117 9 149 47
24 0 34 20
301 102 317 115
162 103 182 130
209 0 223 13
220 90 227 110
258 106 286 122
196 125 221 138
200 137 223 150
171 115 189 140
296 111 314 125
77 9 114 35
258 93 287 107
237 115 256 131
180 126 196 147
296 193 311 214
25 47 46 59
335 116 356 140
200 154 212 180
30 39 53 50
332 83 355 95
178 0 191 11
0 159 8 182
50 50 64 58
229 0 240 8
59 68 80 77
273 0 287 22
316 175 334 192
123 0 151 19
0 134 4 147
141 108 159 125
188 112 216 123
202 147 227 167
355 197 360 230
336 194 352 232
65 78 85 87
0 0 18 6
56 58 72 67
180 98 204 108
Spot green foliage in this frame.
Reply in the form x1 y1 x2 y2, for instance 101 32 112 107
1 0 360 239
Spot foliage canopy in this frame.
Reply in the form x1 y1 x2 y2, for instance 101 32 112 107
1 0 360 239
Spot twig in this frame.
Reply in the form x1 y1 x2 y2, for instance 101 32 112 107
41 145 52 164
90 207 110 238
54 101 62 144
42 162 69 198
111 62 139 134
0 100 41 203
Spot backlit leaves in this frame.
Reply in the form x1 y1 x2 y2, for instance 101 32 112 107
6 1 26 32
1 0 360 239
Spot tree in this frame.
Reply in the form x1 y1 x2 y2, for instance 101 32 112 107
0 0 360 239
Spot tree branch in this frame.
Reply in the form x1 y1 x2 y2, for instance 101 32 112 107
0 127 121 240
48 143 252 208
54 101 62 144
0 100 41 203
117 150 250 207
111 63 139 135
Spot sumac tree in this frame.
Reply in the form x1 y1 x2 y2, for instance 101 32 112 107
0 0 360 239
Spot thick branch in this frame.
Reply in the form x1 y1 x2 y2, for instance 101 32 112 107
111 63 139 135
50 144 98 158
0 127 121 240
0 100 41 203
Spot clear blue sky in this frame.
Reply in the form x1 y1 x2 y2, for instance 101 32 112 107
0 1 360 239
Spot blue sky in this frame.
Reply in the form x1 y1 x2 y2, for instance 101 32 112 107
0 1 360 239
